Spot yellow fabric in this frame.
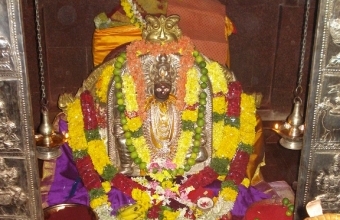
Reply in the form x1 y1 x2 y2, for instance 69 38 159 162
225 16 235 38
40 159 57 209
224 16 234 67
247 114 266 185
92 25 142 66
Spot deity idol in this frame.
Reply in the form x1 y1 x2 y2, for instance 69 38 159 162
58 14 256 219
105 15 216 175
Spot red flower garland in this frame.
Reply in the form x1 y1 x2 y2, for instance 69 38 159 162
226 81 242 117
75 155 102 190
225 150 250 185
111 173 146 196
80 90 98 130
74 90 103 192
179 167 218 192
224 81 252 185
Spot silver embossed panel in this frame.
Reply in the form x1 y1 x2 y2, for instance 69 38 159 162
296 0 340 219
0 0 43 219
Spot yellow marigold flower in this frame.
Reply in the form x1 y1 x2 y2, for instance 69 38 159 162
182 109 198 122
194 208 204 217
152 194 161 203
132 188 151 209
216 125 239 159
90 194 109 209
173 131 193 166
217 175 226 181
96 65 114 103
213 96 226 114
127 117 143 132
87 140 111 175
206 62 228 93
240 94 256 145
133 136 150 164
161 180 173 189
102 181 111 193
121 0 133 19
122 74 139 112
241 178 250 188
149 170 172 182
163 210 180 220
67 99 87 151
170 184 179 193
212 121 224 157
220 187 238 202
184 67 200 106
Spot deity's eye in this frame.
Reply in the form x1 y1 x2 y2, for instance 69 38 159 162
153 23 159 29
156 88 162 92
164 88 170 92
165 21 174 29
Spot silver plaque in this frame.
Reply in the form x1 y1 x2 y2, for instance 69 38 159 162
296 0 340 219
0 0 43 219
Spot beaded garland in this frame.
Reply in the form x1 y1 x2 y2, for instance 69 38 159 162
65 35 256 219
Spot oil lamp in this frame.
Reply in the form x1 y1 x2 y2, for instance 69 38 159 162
273 0 310 150
34 0 64 160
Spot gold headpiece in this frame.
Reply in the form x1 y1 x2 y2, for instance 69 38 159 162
142 15 182 43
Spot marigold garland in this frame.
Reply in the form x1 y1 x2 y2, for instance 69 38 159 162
65 36 257 219
120 0 145 27
173 130 193 167
67 99 87 151
184 67 200 106
220 186 238 202
122 74 139 112
95 65 114 103
240 93 257 145
206 62 228 94
133 135 151 164
126 37 195 118
87 140 111 175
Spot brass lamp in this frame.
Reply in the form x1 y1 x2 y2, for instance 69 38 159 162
273 97 305 150
273 0 310 150
34 0 64 160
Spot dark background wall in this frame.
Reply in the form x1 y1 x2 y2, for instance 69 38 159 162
21 0 317 130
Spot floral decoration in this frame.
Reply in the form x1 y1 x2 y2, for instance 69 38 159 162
120 0 145 27
65 34 257 219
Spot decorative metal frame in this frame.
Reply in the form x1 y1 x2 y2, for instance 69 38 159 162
296 0 340 219
0 0 43 219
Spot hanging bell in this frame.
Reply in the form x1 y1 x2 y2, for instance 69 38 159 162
286 99 304 137
35 109 64 160
39 110 53 146
273 98 305 150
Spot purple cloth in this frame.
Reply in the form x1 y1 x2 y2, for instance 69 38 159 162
206 179 222 196
47 119 134 212
232 185 271 217
47 119 270 217
47 144 90 206
47 118 89 206
108 188 134 215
